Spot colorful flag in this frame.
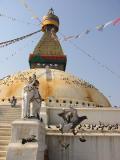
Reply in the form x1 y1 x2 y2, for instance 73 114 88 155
104 21 113 28
75 32 84 39
96 24 104 31
85 29 90 34
74 34 79 39
64 35 75 41
112 17 120 25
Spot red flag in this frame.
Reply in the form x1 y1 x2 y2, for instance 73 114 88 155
112 17 120 25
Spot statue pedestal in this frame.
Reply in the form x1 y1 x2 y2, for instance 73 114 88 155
6 119 46 160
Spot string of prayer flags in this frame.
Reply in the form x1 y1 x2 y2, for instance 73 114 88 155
0 30 41 48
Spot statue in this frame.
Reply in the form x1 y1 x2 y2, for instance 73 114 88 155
58 106 87 135
21 74 42 119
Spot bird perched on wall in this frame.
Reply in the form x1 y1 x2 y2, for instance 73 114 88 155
58 106 88 135
21 135 37 144
79 136 86 142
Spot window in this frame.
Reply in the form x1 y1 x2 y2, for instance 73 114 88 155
82 102 85 105
56 100 59 103
49 99 52 102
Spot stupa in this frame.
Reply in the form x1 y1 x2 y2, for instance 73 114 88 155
0 9 120 160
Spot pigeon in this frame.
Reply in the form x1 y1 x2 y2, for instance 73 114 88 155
70 116 88 130
58 109 71 123
21 135 37 144
61 143 70 149
79 136 86 142
58 107 87 135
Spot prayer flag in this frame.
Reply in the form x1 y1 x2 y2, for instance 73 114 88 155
112 17 120 25
96 24 104 31
64 36 74 41
104 21 113 28
85 29 90 34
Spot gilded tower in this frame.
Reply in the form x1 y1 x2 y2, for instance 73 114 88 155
29 8 67 71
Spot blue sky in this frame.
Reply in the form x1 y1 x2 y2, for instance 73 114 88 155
0 0 120 106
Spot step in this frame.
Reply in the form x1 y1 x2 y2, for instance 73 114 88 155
0 110 21 112
0 130 11 135
0 121 19 123
0 129 11 133
0 114 20 116
0 122 13 124
0 108 20 110
0 107 21 109
0 106 21 108
0 118 20 121
0 125 11 128
0 131 11 136
0 118 19 120
0 158 6 160
0 151 7 157
0 114 21 116
0 116 20 119
0 112 20 114
0 111 21 113
0 136 10 140
0 145 8 151
0 107 20 109
0 120 18 122
0 128 11 131
1 110 21 112
0 110 21 113
0 140 10 145
0 112 21 115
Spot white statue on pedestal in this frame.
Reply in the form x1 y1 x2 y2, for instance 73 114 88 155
21 74 42 119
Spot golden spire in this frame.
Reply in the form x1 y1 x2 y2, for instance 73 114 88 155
29 9 67 71
41 8 59 32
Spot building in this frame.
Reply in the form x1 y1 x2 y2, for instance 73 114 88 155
0 9 120 160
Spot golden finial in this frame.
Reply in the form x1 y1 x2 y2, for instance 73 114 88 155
41 8 59 32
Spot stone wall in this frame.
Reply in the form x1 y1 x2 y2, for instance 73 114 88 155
47 135 120 160
47 107 120 125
